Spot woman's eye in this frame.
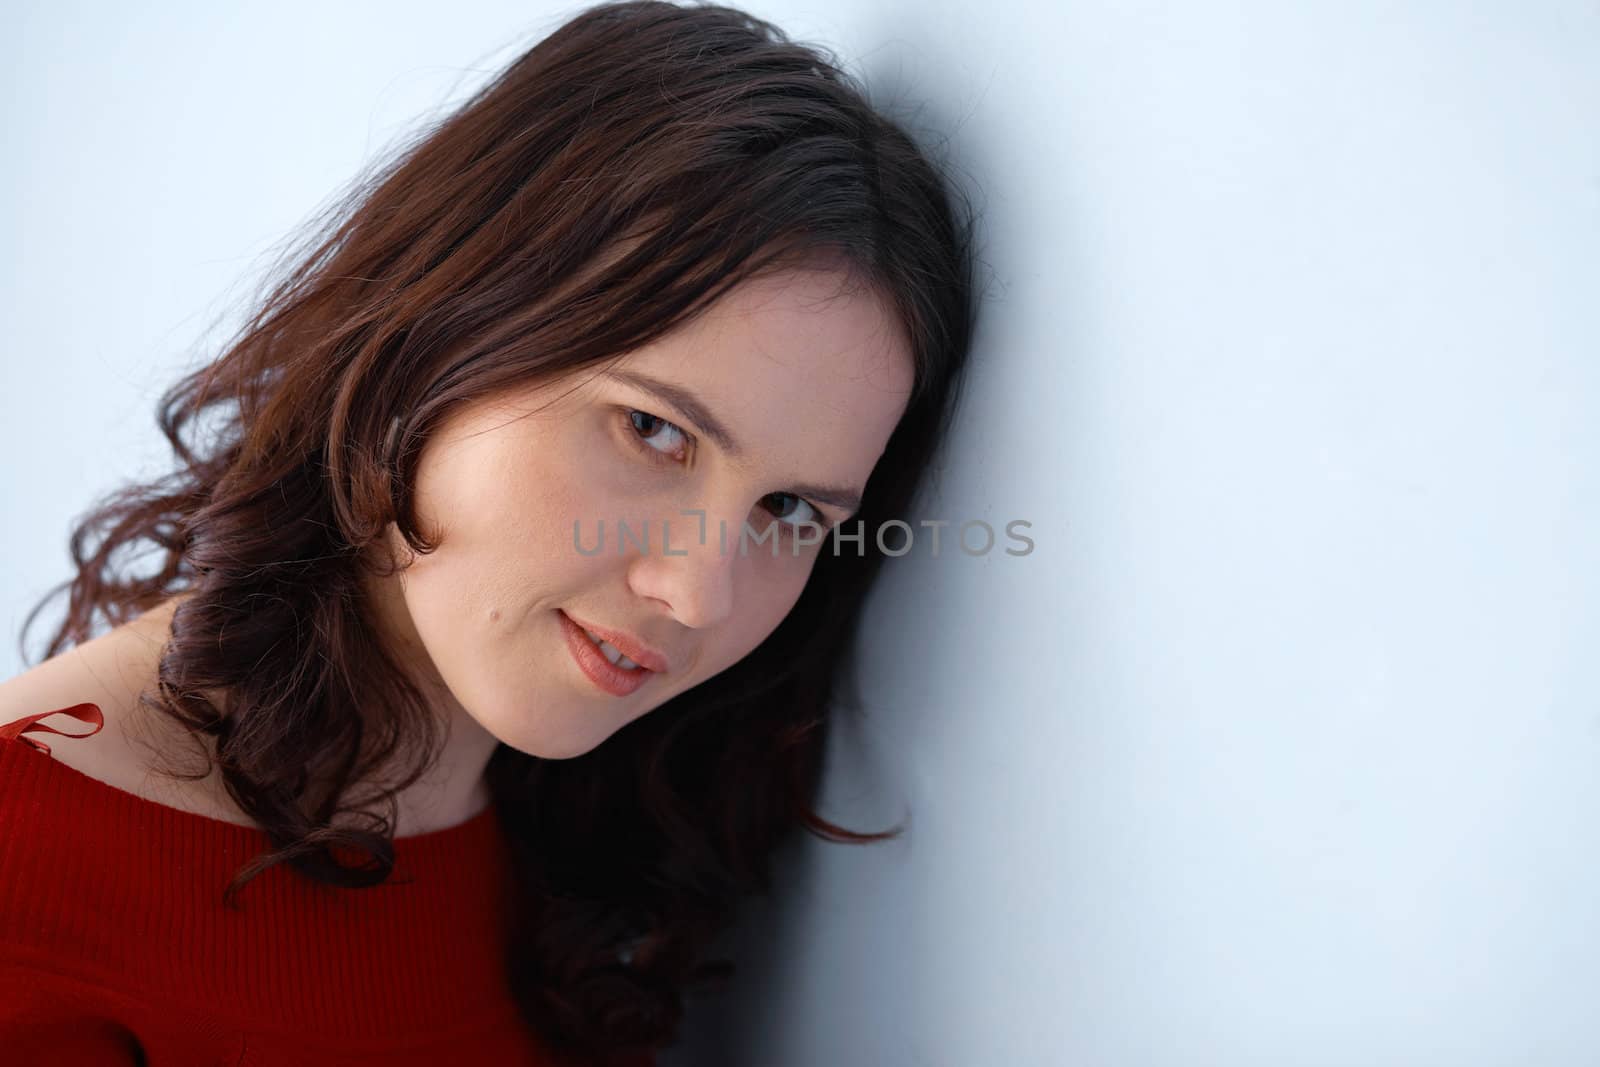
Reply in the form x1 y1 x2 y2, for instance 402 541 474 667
760 492 824 536
623 408 689 464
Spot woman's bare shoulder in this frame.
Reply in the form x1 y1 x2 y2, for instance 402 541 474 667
0 598 236 818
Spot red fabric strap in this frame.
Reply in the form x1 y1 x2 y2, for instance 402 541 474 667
0 702 105 756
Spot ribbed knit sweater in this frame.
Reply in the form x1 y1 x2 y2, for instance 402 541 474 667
0 702 654 1066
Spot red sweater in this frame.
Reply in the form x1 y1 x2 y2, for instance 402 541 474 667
0 703 654 1066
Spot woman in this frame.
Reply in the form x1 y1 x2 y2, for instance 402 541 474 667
0 1 978 1064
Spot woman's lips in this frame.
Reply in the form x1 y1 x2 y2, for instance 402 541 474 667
561 611 670 673
558 610 654 697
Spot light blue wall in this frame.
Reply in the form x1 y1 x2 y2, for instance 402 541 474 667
4 3 1597 1065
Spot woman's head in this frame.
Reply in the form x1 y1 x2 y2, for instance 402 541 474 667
28 0 979 1056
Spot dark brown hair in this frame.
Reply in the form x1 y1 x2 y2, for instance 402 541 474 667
20 1 979 1060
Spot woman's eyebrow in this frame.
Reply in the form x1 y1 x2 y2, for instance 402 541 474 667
600 367 865 516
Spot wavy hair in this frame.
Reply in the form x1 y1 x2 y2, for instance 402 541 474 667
20 1 980 1060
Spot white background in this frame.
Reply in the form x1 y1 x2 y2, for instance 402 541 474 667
4 3 1597 1065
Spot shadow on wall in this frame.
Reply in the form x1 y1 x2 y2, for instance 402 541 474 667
661 685 917 1067
660 836 820 1066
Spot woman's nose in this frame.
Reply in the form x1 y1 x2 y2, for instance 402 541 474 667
625 507 739 630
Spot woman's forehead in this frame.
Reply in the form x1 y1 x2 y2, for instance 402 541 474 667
462 267 913 473
623 269 912 404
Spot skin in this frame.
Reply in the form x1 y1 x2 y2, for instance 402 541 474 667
361 264 915 830
0 264 914 838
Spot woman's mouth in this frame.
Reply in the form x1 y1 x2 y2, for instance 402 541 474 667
558 610 653 697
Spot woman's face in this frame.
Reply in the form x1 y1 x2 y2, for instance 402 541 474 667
369 266 915 759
